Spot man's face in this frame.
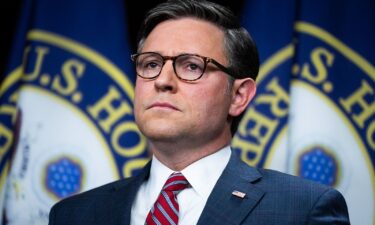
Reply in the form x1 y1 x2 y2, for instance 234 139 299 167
134 18 233 146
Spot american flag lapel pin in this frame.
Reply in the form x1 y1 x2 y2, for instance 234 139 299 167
232 190 246 199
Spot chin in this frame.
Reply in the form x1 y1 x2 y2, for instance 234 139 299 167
139 122 182 140
144 130 182 143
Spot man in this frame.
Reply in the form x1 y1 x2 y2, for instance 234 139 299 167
49 0 350 224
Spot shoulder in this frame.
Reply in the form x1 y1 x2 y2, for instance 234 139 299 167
228 153 341 199
257 167 329 192
53 177 132 207
48 160 151 224
249 167 349 223
252 166 345 201
48 177 133 224
210 153 350 224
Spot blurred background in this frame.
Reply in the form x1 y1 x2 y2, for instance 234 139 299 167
0 0 244 81
0 0 374 225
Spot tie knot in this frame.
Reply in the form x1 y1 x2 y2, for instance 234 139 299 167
163 172 189 193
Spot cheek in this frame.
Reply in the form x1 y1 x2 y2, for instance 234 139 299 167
133 87 141 111
134 82 148 116
134 79 144 95
190 89 230 121
134 80 149 102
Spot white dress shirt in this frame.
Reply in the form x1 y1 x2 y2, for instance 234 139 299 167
130 146 231 225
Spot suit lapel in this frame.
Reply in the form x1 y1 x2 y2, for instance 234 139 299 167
197 153 265 225
99 161 151 225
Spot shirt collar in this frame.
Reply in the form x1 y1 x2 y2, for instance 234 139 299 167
181 146 231 198
148 155 175 200
149 146 231 199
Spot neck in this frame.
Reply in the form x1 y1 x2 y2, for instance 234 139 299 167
149 132 231 171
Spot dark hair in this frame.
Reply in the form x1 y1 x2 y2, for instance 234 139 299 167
136 0 259 135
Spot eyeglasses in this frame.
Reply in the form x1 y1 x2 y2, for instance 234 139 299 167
131 52 236 81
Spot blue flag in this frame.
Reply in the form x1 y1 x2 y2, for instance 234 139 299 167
234 0 375 224
0 0 149 224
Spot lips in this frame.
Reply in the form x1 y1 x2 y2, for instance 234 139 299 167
147 102 180 111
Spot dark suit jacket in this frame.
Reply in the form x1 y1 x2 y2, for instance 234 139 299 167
49 152 350 225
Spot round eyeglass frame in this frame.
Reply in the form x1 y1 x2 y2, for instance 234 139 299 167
131 52 237 81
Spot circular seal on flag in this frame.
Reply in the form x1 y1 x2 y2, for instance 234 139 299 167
232 22 375 225
2 30 149 224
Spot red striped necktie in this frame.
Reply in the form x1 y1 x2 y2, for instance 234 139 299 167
145 172 190 225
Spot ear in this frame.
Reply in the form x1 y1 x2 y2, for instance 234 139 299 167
229 78 256 117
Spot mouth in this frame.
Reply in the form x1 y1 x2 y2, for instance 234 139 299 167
147 102 180 111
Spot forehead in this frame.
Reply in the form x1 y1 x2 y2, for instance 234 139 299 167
142 18 226 61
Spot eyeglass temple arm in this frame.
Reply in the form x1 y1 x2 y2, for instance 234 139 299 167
207 58 238 79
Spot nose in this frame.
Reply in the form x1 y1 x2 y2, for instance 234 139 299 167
154 60 177 92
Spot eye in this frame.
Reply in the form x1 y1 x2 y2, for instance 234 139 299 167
138 55 163 71
177 56 204 74
144 61 161 70
187 63 200 71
